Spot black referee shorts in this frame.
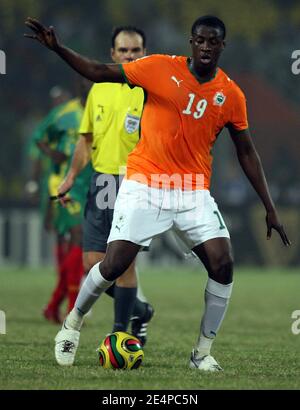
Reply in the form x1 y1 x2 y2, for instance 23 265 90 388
82 172 123 253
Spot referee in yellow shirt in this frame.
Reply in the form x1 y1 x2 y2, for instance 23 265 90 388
58 26 153 346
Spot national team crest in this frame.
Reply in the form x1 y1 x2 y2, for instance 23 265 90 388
124 114 140 134
213 91 226 106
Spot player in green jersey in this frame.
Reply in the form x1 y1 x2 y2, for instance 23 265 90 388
34 88 93 320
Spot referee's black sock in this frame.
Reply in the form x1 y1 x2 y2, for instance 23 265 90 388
112 286 137 332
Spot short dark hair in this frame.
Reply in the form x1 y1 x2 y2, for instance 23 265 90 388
111 26 146 48
191 15 226 39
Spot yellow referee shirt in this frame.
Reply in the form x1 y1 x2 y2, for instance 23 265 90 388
79 83 144 175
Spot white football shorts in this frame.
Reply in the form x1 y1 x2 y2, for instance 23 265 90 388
108 180 230 249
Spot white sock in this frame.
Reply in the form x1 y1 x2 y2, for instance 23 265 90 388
65 308 84 331
194 334 214 358
195 278 233 358
65 262 114 331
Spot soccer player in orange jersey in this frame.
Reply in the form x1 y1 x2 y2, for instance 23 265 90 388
25 15 290 370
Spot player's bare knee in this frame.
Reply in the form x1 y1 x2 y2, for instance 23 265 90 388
101 258 129 281
101 244 137 281
100 263 124 281
210 254 234 285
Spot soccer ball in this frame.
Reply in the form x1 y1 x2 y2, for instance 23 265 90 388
97 331 144 370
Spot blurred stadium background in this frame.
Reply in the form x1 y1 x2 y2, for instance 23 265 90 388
0 0 300 268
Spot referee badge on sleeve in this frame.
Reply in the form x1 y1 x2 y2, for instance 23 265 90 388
124 114 140 134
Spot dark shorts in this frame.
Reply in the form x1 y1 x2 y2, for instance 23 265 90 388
82 172 123 253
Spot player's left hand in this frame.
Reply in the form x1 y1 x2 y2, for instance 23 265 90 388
266 209 291 246
57 175 74 207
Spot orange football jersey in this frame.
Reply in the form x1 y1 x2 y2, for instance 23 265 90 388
121 54 248 190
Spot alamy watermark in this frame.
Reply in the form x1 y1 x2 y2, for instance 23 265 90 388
291 310 300 335
0 310 6 334
95 172 206 221
291 50 300 75
0 50 6 75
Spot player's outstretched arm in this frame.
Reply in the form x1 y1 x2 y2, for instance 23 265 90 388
229 127 291 247
24 17 124 83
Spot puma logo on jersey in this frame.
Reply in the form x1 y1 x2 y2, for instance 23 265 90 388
171 76 183 87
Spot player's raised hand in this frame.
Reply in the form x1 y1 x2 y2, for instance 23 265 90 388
266 209 291 246
24 17 60 51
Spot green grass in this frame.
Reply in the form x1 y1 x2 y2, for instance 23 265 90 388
0 266 299 390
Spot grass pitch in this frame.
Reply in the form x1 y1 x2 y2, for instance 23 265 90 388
0 265 299 390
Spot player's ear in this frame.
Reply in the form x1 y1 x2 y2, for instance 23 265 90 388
222 40 226 50
111 48 115 62
189 36 193 45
